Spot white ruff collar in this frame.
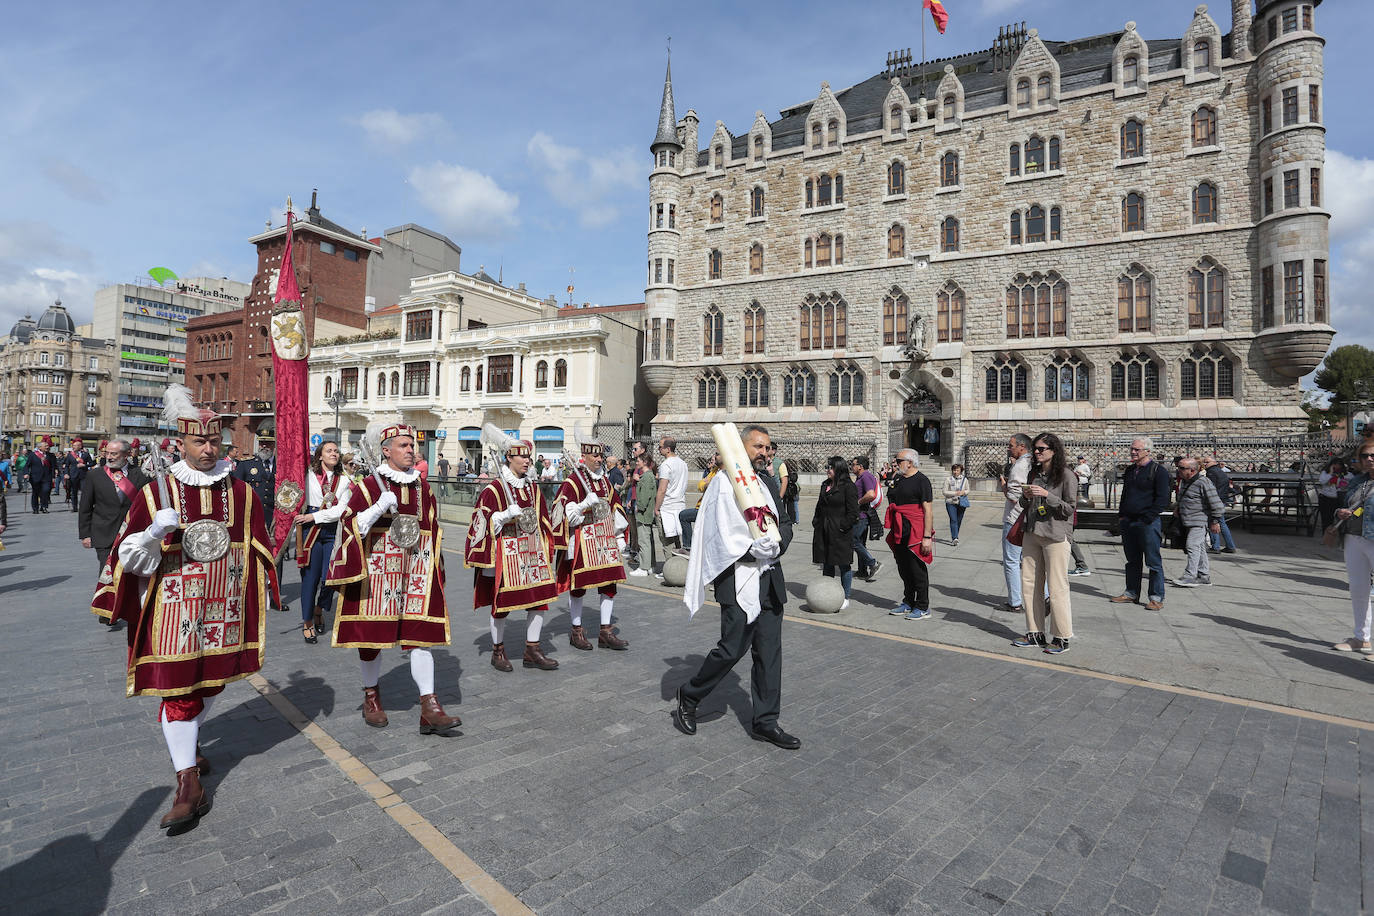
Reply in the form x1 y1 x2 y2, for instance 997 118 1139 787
171 459 232 486
377 464 420 484
501 466 531 489
585 467 604 480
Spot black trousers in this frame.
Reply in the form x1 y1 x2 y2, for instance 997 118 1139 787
682 596 783 730
892 546 930 610
95 546 111 570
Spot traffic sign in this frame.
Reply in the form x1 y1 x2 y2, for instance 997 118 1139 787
310 434 323 448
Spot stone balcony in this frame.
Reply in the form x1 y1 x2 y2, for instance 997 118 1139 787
1253 324 1335 379
640 361 674 396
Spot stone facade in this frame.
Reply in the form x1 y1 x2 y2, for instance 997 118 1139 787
641 1 1332 466
0 302 116 449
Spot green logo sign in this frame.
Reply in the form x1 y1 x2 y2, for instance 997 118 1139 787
148 267 179 287
121 350 170 365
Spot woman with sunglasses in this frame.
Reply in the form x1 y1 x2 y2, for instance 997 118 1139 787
1012 433 1078 654
1331 447 1374 656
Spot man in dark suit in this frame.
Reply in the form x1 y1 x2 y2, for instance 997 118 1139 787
61 437 94 512
231 437 276 518
79 439 148 627
26 440 56 514
674 423 800 749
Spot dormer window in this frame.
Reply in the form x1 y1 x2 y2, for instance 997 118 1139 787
1122 55 1139 87
1194 39 1211 71
713 144 724 168
1036 74 1051 104
810 123 822 150
889 105 903 134
827 119 839 148
1016 79 1030 110
942 94 956 121
753 136 764 163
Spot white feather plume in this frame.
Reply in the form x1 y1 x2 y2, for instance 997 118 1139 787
480 423 515 455
160 383 197 427
358 419 388 474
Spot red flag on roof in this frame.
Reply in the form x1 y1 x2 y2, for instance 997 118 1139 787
924 0 948 34
274 211 302 306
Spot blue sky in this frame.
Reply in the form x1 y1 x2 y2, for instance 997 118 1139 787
2 0 1371 362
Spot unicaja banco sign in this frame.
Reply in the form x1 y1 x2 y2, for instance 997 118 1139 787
148 266 244 305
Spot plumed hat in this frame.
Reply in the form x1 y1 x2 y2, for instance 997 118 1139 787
161 383 221 438
574 423 604 457
481 423 531 459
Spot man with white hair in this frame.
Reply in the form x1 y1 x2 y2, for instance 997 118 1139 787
1112 436 1172 610
78 438 149 620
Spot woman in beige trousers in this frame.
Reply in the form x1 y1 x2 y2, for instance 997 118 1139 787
1011 432 1079 655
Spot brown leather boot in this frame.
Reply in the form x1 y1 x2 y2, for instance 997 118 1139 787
159 766 210 829
362 686 389 728
569 624 594 651
522 641 559 670
491 642 514 672
419 694 461 734
598 624 628 650
195 744 211 776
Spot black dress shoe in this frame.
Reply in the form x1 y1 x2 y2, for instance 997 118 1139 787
673 687 698 736
750 724 801 750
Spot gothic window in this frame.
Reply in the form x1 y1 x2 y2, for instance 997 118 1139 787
937 283 965 343
1050 206 1062 241
744 302 765 354
702 305 724 356
941 217 960 253
1025 135 1045 173
1118 265 1153 332
1192 105 1217 147
834 234 844 265
985 358 1028 403
1122 55 1139 87
1193 182 1218 223
829 363 864 406
1110 352 1160 400
890 105 903 134
805 179 814 208
882 288 909 346
697 368 727 409
887 160 905 195
1005 271 1069 339
1194 39 1211 71
750 186 765 218
714 144 724 168
1187 258 1227 328
827 119 839 147
941 151 959 187
818 174 832 207
1010 211 1021 245
943 94 956 121
1121 119 1144 159
553 359 568 387
1123 192 1145 232
1037 74 1052 103
1016 78 1031 110
710 193 723 224
804 238 813 269
1311 167 1321 207
782 364 817 407
811 123 822 150
535 360 549 389
1026 205 1046 243
749 243 763 275
1282 87 1299 127
1009 143 1021 176
668 204 675 228
1309 85 1320 123
816 233 832 267
390 371 400 396
1049 136 1061 170
738 368 769 408
753 136 764 162
1284 260 1305 322
887 224 905 260
708 249 722 280
1044 355 1090 402
1314 260 1327 323
1180 347 1235 399
1284 169 1299 208
1262 96 1273 134
799 294 846 350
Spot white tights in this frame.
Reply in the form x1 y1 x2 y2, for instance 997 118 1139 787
160 695 215 773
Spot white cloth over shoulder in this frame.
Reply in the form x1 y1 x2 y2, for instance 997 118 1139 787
683 469 779 624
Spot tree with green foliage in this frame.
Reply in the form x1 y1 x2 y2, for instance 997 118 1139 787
1313 345 1374 408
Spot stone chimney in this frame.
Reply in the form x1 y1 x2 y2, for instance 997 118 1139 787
1231 0 1253 60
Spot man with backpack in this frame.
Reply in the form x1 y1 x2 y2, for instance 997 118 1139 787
1112 436 1172 610
1202 455 1238 554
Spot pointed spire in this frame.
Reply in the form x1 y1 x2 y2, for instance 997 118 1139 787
653 53 681 148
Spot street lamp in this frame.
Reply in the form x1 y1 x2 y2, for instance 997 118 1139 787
325 382 349 442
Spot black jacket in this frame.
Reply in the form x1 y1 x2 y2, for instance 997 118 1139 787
232 457 276 517
812 479 858 567
79 465 150 548
1118 460 1171 524
713 469 794 610
25 452 55 488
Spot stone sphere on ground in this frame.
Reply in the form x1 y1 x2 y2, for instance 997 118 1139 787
805 577 846 614
662 554 690 587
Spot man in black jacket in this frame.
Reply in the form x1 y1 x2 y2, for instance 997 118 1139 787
79 439 148 626
231 437 276 518
674 424 800 749
61 437 94 512
26 441 56 514
1112 436 1172 610
1202 455 1238 553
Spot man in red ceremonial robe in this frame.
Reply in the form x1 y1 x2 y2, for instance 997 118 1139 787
326 421 460 735
552 431 630 651
464 425 560 672
91 385 278 831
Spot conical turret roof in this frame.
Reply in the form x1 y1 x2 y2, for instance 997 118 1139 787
652 58 681 148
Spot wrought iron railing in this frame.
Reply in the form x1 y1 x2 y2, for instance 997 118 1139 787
616 437 878 473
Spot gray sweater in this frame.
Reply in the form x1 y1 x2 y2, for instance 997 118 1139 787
1177 474 1225 528
1017 468 1077 542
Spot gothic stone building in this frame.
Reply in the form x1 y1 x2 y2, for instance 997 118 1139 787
640 0 1332 465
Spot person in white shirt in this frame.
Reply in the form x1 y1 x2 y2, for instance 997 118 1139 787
1000 434 1033 612
1074 456 1092 502
655 437 689 569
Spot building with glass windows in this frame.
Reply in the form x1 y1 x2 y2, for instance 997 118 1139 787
641 0 1332 463
0 301 116 450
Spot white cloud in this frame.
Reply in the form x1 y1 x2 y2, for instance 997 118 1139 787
1326 150 1374 351
0 220 99 332
526 132 640 228
408 161 519 239
353 109 446 146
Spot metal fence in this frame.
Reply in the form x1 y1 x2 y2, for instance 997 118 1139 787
617 437 878 473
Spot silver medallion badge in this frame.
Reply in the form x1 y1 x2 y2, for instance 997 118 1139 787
517 506 539 534
183 519 231 563
275 480 304 513
591 500 611 522
390 514 421 550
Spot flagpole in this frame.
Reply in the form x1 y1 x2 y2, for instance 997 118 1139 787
921 9 927 94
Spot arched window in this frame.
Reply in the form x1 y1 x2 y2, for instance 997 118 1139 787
817 174 832 207
1122 55 1139 87
753 136 764 163
937 282 965 342
816 233 832 267
1194 39 1211 71
380 372 389 396
324 377 332 399
940 151 959 187
782 365 817 407
697 368 727 409
1180 346 1235 399
835 174 844 203
1110 352 1160 400
1192 105 1217 147
1025 135 1045 173
1006 271 1069 339
738 368 769 408
799 293 846 350
1121 119 1144 159
834 234 844 265
750 186 765 218
475 366 483 391
1010 211 1022 245
390 371 400 396
1193 182 1218 224
1036 74 1052 103
744 302 765 355
985 358 1028 403
714 144 724 168
553 359 567 387
1187 258 1226 329
942 94 956 121
1049 136 1061 170
708 248 722 280
823 118 837 147
535 360 549 388
1050 206 1062 241
1118 265 1153 332
749 243 764 275
702 305 724 357
1026 205 1046 243
805 179 814 208
887 160 905 196
941 217 960 253
882 288 909 346
810 123 822 150
460 366 471 392
804 238 813 268
829 363 864 406
889 105 903 134
1045 355 1090 402
710 193 723 224
887 224 906 260
1122 192 1145 232
1016 78 1031 110
1009 143 1021 176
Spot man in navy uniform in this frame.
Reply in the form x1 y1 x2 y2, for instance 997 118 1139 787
232 436 276 519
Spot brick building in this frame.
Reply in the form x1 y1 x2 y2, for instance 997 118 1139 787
641 0 1333 466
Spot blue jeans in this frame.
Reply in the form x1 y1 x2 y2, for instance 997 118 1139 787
1002 518 1023 607
822 563 854 598
946 502 966 540
1121 517 1166 602
679 507 699 550
852 518 876 574
299 531 337 624
1209 511 1236 550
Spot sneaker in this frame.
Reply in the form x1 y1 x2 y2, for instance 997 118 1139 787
866 560 884 582
1068 567 1091 577
903 607 931 620
629 569 650 577
1174 576 1200 588
888 603 913 616
952 538 959 546
840 599 850 610
1196 575 1211 586
1011 632 1045 648
1221 547 1236 554
1043 637 1071 655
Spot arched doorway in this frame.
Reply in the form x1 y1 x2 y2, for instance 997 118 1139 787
903 386 943 457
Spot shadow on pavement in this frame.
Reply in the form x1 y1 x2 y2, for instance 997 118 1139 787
1193 613 1332 648
1247 569 1344 591
1259 641 1374 685
932 591 1023 641
207 670 336 776
0 786 167 915
659 654 753 732
0 574 71 594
